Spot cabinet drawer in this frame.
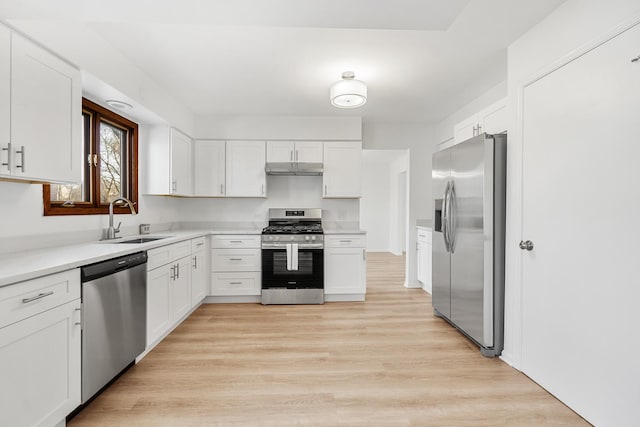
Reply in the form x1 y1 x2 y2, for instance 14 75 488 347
0 269 80 329
211 272 261 296
212 249 261 271
417 228 432 244
147 240 192 270
191 236 207 253
324 234 366 248
212 235 260 249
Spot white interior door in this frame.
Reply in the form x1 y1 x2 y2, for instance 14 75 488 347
521 22 640 426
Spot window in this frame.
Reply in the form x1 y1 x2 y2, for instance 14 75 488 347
43 98 138 215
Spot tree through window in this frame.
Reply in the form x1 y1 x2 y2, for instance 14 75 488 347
43 98 138 215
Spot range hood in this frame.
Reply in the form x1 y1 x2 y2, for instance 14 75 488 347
265 162 323 176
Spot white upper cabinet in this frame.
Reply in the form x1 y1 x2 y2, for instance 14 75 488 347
453 97 507 144
0 26 9 175
170 128 192 196
5 31 81 183
193 139 226 197
146 126 193 196
266 140 294 163
323 141 362 198
479 98 508 135
225 140 266 197
266 140 323 163
294 141 323 163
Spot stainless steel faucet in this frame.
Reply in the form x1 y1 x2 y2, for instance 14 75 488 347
103 197 137 240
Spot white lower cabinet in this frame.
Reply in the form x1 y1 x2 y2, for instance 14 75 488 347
416 227 432 293
190 237 207 306
146 265 172 347
0 269 81 427
171 256 192 322
146 239 194 347
211 235 261 297
211 271 261 296
324 234 366 299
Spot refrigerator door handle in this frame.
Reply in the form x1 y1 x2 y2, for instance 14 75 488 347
442 181 451 253
449 181 457 254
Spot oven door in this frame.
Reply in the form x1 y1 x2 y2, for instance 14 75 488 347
262 246 323 290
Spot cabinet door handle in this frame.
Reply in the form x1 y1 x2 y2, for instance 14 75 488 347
193 255 198 269
339 240 353 243
229 282 242 285
22 291 54 303
229 258 243 261
170 265 176 280
15 145 25 172
295 150 299 161
1 143 11 171
229 240 242 244
172 179 177 193
290 150 294 161
220 183 224 195
324 184 327 196
363 249 366 261
261 184 265 195
75 307 82 327
176 263 180 279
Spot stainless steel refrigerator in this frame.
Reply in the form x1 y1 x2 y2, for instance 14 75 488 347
432 132 506 357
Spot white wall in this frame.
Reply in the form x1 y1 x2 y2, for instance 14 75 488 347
5 19 195 135
195 116 362 141
0 180 179 251
504 0 640 369
174 176 358 224
362 122 435 288
360 153 391 251
360 150 408 252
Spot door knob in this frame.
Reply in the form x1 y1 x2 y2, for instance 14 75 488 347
519 240 534 251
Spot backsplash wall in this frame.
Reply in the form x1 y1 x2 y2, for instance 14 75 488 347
172 175 359 224
0 180 180 240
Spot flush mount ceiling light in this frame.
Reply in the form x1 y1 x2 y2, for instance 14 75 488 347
105 99 133 110
330 71 367 109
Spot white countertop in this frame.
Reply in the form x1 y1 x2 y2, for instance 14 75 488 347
323 228 366 234
416 219 432 230
323 221 366 235
0 230 210 288
0 225 364 287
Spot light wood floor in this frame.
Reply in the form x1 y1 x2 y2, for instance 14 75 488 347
70 253 588 426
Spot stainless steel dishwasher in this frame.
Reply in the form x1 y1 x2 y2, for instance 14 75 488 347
80 251 147 403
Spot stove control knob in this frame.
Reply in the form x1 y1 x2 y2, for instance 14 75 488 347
290 236 294 241
311 236 316 241
305 236 310 241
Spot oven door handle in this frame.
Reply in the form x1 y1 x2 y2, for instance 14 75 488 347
291 243 298 271
286 243 292 271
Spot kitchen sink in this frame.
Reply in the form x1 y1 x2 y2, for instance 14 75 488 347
114 236 171 244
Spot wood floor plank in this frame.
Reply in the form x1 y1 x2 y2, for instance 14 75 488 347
69 252 588 426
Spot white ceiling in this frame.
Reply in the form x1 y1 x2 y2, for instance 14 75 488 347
0 0 566 124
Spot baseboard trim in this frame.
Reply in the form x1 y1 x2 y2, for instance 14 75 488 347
324 294 365 302
204 295 261 304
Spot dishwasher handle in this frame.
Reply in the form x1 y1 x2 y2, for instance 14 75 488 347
81 251 148 282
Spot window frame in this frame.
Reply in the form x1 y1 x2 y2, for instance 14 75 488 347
43 98 139 216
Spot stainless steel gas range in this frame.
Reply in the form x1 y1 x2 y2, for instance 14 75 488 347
261 208 324 304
